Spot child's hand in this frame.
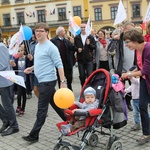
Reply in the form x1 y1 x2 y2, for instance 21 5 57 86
27 54 33 61
10 60 16 67
72 109 77 114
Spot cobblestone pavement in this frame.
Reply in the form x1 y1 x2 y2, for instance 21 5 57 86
0 67 150 150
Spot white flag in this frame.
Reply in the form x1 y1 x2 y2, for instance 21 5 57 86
9 25 25 55
68 15 81 37
114 0 127 26
85 16 92 36
142 2 150 30
0 70 26 88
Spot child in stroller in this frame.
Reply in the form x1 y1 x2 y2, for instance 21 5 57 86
54 69 126 150
61 87 99 135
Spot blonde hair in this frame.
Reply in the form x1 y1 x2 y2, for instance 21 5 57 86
135 25 143 35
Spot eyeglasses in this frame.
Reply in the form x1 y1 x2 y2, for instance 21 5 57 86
81 27 85 28
35 30 46 33
125 40 131 44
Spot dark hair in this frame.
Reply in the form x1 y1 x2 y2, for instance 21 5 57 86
123 29 144 44
97 29 105 36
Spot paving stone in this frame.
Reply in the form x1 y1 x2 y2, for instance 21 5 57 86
0 67 150 149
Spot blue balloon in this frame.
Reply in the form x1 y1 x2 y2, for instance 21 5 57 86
76 29 81 35
23 26 32 40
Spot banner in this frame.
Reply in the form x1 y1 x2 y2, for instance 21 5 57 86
0 71 26 88
9 25 25 55
142 2 150 30
85 16 92 36
114 0 127 26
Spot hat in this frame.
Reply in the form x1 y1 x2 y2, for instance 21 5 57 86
84 87 96 96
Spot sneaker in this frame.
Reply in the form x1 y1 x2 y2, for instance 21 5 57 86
16 107 21 113
19 110 24 116
136 135 150 145
131 124 141 131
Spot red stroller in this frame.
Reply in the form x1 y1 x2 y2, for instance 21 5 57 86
54 69 126 150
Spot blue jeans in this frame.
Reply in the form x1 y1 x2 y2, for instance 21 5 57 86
78 60 93 86
29 80 66 138
132 99 140 124
139 78 150 135
0 85 18 129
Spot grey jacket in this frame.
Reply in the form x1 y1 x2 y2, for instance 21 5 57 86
0 42 13 88
75 99 99 120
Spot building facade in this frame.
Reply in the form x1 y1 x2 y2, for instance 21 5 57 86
0 0 149 39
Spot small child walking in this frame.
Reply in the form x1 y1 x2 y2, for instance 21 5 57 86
125 76 140 131
61 87 99 135
10 46 31 116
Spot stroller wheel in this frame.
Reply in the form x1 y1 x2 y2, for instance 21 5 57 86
60 146 70 150
105 140 111 150
88 133 99 147
54 143 61 150
110 141 122 150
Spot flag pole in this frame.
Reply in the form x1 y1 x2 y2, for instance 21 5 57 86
24 40 30 54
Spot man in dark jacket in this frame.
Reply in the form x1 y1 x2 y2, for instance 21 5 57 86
74 23 96 86
51 26 75 90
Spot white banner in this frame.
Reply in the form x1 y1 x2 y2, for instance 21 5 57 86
114 0 127 26
142 2 150 30
0 70 26 88
9 25 25 55
85 16 92 36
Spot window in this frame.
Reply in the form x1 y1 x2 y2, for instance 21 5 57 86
132 4 140 17
37 10 46 22
3 14 11 26
94 8 102 21
58 8 66 21
2 0 9 2
110 6 117 20
73 6 81 17
15 0 24 2
17 12 25 25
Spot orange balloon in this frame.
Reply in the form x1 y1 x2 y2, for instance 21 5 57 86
54 88 75 109
73 16 81 26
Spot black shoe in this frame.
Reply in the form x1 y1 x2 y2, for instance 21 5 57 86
0 123 9 133
22 135 38 143
128 105 133 111
1 127 19 136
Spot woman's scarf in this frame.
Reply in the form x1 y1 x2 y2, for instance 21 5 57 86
99 39 107 48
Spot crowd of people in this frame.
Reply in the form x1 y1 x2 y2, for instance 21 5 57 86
0 20 150 146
